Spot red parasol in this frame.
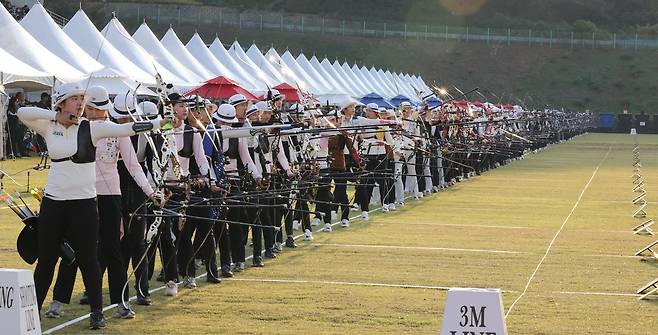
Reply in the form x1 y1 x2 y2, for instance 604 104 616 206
184 75 258 100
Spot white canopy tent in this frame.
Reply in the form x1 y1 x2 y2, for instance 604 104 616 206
331 60 367 97
296 53 337 95
161 28 214 81
227 40 275 89
0 47 51 159
279 50 324 95
340 62 371 97
20 4 103 75
376 68 406 99
264 48 310 93
0 5 85 85
64 10 154 84
317 57 358 97
361 66 393 99
350 64 378 96
80 68 157 96
309 55 345 95
366 67 395 99
133 22 205 84
245 44 287 85
207 36 260 91
100 18 192 86
185 33 239 82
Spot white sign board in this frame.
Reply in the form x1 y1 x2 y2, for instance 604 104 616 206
639 122 646 127
630 128 637 135
440 288 507 335
0 269 41 335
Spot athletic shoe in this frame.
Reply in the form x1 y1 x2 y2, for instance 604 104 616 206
382 204 389 213
136 295 152 306
285 236 297 248
116 304 136 319
252 256 264 268
45 300 64 318
182 276 197 289
206 274 221 284
351 203 360 210
221 265 234 278
361 211 369 220
273 242 283 253
292 220 300 230
304 229 314 241
311 218 321 226
341 219 350 228
233 262 245 272
89 310 106 330
164 280 178 297
388 203 396 211
264 249 277 259
323 223 333 232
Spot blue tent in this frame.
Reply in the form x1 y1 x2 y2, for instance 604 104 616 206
360 92 394 108
426 96 441 108
389 94 413 107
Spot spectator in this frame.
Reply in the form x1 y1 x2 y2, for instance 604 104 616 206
7 92 27 158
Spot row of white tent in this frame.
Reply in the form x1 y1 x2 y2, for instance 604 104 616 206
0 3 433 105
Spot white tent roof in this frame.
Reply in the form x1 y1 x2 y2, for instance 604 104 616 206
416 75 432 92
185 33 238 82
245 44 287 85
63 10 154 84
361 66 393 98
340 62 370 96
207 37 260 91
376 68 402 97
320 58 359 97
309 55 344 95
0 5 84 84
227 40 275 88
349 64 377 95
100 18 191 86
367 67 395 98
80 68 156 96
296 53 336 95
132 22 204 84
316 93 360 107
0 47 50 85
279 50 323 95
264 48 308 92
161 28 213 81
331 60 366 97
389 71 418 102
20 4 103 75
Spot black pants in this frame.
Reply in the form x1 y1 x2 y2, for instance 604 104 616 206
97 195 128 304
120 188 150 298
7 116 26 157
415 151 426 192
317 169 350 223
251 195 275 257
34 197 102 312
272 175 293 242
227 180 256 263
359 155 388 212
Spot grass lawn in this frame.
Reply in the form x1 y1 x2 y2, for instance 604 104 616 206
1 133 657 334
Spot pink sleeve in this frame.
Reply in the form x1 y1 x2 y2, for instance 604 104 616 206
118 137 154 196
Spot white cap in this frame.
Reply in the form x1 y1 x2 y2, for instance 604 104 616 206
365 102 379 111
85 86 112 111
255 101 271 112
138 101 159 120
270 89 284 101
212 103 239 123
339 100 358 111
400 101 412 107
111 92 137 119
228 94 247 106
53 82 86 107
245 104 259 118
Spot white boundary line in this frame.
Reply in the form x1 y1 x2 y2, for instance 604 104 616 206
556 291 642 298
43 195 409 334
504 145 613 318
311 242 527 254
224 277 519 293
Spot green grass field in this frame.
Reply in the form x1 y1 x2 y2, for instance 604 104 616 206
2 133 658 334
